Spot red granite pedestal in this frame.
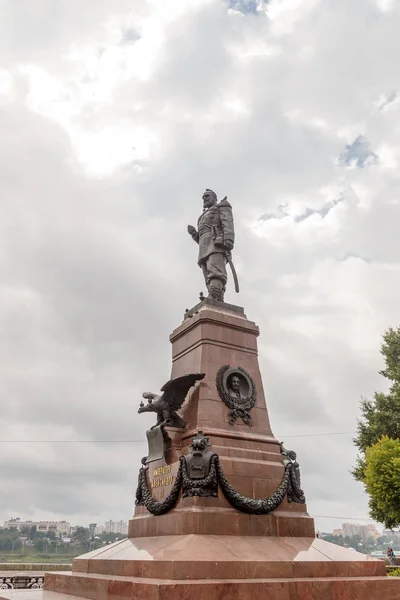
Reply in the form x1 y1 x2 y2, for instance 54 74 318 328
44 301 400 599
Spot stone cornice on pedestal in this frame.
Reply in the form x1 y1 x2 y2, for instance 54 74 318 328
171 309 260 360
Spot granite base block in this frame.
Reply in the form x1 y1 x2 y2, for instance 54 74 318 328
40 573 400 600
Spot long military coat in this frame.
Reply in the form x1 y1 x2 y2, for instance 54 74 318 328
197 199 235 266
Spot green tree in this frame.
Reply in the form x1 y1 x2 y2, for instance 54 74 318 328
98 532 125 544
353 327 400 482
320 534 376 553
34 538 47 553
29 526 38 539
72 527 90 545
364 436 400 529
0 530 21 551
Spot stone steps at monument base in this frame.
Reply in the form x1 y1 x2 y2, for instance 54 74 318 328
42 571 400 600
71 556 384 580
70 535 384 579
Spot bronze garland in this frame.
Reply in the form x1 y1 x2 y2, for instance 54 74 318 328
136 455 303 516
137 461 183 516
287 464 306 504
135 470 144 506
215 455 291 514
135 457 148 506
280 443 306 504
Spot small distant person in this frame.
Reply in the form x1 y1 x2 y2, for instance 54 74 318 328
387 547 396 566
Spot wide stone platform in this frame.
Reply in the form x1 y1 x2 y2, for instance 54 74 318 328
39 301 400 598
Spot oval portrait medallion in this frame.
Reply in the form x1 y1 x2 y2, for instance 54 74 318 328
216 366 257 426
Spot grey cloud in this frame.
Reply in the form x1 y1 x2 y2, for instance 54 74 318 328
0 106 157 519
377 90 399 110
0 450 136 517
0 0 136 67
0 0 400 532
338 253 372 264
265 367 331 428
258 204 288 221
294 196 344 223
259 196 344 223
120 27 141 45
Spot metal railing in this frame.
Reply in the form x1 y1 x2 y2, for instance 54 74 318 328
0 574 44 589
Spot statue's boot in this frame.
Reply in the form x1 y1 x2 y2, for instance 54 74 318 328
208 279 225 301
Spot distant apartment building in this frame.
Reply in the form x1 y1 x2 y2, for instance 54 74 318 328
342 523 359 538
4 518 71 537
365 523 380 540
95 520 128 535
332 528 343 537
342 522 379 541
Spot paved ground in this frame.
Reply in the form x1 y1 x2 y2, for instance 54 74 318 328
0 592 83 599
0 593 43 599
0 572 47 576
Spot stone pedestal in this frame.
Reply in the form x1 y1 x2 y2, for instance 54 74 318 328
131 300 314 540
42 301 400 599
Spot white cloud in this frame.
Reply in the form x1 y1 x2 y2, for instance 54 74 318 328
0 0 400 535
267 0 321 34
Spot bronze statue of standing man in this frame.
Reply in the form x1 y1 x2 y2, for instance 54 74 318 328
187 189 239 302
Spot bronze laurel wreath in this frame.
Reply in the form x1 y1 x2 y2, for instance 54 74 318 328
215 456 290 514
136 461 183 516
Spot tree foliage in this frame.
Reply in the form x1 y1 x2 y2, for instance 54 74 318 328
353 327 400 482
364 436 400 529
98 532 125 544
321 533 375 552
0 529 21 551
72 527 90 544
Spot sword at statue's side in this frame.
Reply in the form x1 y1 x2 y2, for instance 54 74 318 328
226 252 239 293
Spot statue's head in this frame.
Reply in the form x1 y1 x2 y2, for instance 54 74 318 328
202 189 217 209
229 375 241 392
138 392 155 413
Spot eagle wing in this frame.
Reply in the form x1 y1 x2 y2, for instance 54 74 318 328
160 373 205 411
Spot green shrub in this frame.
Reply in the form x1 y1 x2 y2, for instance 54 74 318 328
388 568 400 577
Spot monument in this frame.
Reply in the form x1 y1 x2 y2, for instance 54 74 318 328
27 190 400 598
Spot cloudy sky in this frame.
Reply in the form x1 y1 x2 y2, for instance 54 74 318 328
0 0 399 534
